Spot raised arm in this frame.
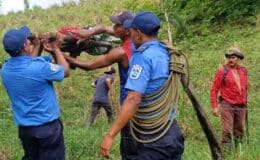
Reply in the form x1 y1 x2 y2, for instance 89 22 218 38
43 33 70 77
77 25 115 44
30 35 43 57
64 46 126 71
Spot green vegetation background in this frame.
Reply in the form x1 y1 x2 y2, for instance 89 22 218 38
0 0 259 159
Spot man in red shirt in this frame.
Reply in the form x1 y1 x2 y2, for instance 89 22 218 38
210 47 248 149
64 11 138 160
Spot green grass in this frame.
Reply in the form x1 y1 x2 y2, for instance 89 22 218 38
0 0 259 159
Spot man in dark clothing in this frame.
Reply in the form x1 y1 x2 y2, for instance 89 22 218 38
87 67 116 126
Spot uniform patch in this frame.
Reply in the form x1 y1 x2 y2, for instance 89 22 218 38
50 63 59 72
130 65 142 79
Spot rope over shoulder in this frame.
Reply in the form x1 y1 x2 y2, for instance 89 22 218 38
130 42 189 143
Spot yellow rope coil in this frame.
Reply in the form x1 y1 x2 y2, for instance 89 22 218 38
130 43 187 143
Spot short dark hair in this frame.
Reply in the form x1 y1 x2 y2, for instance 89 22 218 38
104 67 116 74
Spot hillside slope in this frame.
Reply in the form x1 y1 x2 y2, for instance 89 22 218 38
0 1 259 159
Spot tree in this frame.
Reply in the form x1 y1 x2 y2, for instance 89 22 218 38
24 0 29 10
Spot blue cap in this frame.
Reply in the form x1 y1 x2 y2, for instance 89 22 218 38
3 26 31 56
123 11 160 36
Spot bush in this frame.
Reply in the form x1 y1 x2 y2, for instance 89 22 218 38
179 0 257 25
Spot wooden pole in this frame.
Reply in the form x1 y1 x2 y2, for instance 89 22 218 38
161 0 173 44
181 74 224 160
161 1 224 159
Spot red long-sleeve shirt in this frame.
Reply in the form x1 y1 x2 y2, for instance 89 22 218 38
210 64 248 109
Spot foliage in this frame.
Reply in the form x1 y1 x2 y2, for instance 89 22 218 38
122 0 258 40
123 0 160 14
0 0 259 159
176 0 257 25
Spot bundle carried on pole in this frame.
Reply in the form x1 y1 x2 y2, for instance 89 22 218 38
28 26 120 69
28 26 119 58
58 26 118 57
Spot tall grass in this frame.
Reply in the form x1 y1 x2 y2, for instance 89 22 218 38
0 0 259 159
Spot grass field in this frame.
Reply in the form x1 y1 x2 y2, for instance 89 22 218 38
0 0 259 159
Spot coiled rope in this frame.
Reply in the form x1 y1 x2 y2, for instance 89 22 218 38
130 43 188 143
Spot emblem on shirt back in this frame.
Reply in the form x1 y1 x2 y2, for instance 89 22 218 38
50 63 59 71
130 65 142 79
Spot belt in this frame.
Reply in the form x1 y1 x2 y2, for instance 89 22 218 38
19 119 60 128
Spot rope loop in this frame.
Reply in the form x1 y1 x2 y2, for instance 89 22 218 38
130 42 189 143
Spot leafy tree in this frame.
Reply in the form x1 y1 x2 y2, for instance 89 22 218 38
178 0 257 25
24 0 29 10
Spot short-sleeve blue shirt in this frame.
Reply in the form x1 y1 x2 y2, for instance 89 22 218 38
1 55 64 126
125 41 169 95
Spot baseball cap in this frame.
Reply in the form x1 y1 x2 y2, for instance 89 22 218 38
123 11 160 36
225 48 244 60
109 10 134 25
104 67 116 74
3 25 31 56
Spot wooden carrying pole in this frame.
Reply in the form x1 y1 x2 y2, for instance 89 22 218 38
181 75 224 160
161 1 224 159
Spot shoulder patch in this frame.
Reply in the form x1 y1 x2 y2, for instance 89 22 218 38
137 45 149 53
130 64 142 79
50 63 60 72
34 57 45 62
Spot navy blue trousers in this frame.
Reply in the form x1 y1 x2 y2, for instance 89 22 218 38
136 121 184 160
120 123 138 160
18 119 65 160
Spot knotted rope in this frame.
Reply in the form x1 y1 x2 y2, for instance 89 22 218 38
130 43 188 143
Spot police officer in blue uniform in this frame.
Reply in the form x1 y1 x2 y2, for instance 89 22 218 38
101 11 184 159
1 26 70 160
